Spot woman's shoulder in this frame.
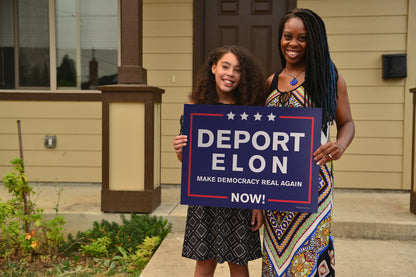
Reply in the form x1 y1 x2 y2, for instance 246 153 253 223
337 71 345 85
267 72 280 92
266 74 275 88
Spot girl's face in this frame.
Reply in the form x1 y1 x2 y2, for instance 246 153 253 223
281 17 307 67
211 52 241 99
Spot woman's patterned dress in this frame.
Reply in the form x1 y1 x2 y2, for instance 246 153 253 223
262 74 335 277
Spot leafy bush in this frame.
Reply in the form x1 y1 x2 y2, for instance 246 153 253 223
130 236 162 268
0 158 65 259
80 236 112 257
1 158 172 275
65 213 171 255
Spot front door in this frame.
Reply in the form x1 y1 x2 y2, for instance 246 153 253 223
193 0 296 83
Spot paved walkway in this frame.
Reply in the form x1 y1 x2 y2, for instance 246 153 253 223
141 233 416 277
140 186 416 277
1 184 416 276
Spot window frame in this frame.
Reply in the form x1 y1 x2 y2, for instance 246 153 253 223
0 0 120 93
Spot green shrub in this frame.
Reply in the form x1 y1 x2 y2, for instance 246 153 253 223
1 157 172 275
65 213 171 256
0 158 65 259
80 236 112 257
130 236 162 268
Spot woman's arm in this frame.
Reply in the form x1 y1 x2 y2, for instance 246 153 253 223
313 73 355 165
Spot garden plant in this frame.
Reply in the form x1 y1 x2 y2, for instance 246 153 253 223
0 158 171 276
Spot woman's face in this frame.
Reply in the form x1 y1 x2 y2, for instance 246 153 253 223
281 17 307 67
211 52 241 97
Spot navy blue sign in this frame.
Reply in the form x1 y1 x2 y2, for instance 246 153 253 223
180 104 322 213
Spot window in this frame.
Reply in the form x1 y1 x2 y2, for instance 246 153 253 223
19 0 50 88
0 0 16 89
0 0 118 90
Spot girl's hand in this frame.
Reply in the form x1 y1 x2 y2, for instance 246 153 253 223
250 209 264 231
173 135 188 162
313 141 344 166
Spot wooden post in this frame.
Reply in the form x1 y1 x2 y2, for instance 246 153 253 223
411 87 416 215
118 0 147 84
99 0 164 213
100 85 163 213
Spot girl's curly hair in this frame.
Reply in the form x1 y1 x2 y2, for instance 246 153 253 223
190 45 266 106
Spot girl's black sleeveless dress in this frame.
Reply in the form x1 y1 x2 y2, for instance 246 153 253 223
179 115 262 265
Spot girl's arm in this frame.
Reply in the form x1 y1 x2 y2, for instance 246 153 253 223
250 209 264 231
173 135 188 162
173 101 194 162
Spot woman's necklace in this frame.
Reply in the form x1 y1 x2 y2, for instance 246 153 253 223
284 68 304 86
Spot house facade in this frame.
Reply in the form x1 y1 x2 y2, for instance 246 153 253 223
1 0 415 201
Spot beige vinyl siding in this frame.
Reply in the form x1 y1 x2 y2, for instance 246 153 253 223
299 0 408 16
143 0 193 184
0 101 102 183
155 0 416 189
0 0 413 191
299 0 413 189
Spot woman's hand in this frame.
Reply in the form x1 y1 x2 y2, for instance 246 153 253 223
250 209 264 231
173 135 188 162
313 141 344 165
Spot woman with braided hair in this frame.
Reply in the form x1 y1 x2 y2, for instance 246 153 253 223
262 8 355 276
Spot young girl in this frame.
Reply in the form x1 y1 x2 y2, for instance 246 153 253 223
173 45 267 277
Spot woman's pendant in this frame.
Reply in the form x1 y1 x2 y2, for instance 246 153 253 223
290 78 298 86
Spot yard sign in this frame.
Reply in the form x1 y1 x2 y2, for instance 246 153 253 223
180 104 322 213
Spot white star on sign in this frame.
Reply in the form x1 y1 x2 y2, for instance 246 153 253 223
240 112 249 120
254 112 262 121
267 113 276 121
227 111 235 120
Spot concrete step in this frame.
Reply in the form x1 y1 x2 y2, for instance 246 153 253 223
150 187 416 241
2 184 416 241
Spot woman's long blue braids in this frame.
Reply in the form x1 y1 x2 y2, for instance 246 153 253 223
279 8 338 130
